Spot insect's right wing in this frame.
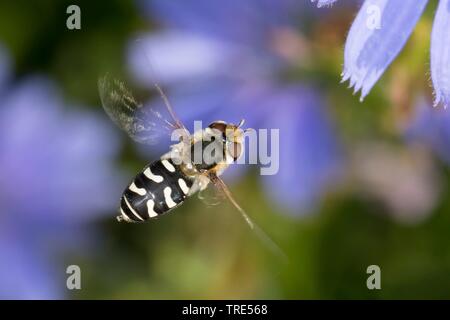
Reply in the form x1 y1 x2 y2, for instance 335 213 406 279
209 174 288 263
98 74 187 145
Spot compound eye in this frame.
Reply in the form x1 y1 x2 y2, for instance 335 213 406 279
208 121 228 140
228 142 242 161
209 121 227 133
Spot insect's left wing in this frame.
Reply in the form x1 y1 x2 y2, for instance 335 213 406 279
98 74 187 145
209 173 288 263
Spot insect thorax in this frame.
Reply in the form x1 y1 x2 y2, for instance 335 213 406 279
190 138 227 171
168 127 233 175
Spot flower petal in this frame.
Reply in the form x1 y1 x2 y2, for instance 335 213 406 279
431 0 450 107
405 97 450 164
260 86 342 215
140 0 296 45
0 230 61 299
342 0 428 101
0 76 123 222
127 31 233 86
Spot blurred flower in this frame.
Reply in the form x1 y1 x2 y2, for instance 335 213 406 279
352 142 440 224
406 98 450 165
319 0 450 107
128 0 342 215
354 97 450 223
0 46 122 299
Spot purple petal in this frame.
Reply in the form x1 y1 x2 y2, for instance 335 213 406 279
127 31 233 86
0 76 123 223
0 62 123 299
405 97 450 164
342 0 428 101
431 0 450 107
127 30 277 89
0 229 63 299
139 0 296 46
260 86 342 215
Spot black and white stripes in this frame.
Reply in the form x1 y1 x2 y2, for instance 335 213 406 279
118 158 194 222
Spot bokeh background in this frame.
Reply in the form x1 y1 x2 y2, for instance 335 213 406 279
1 0 450 299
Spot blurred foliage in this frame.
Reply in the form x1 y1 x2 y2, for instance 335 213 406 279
2 0 450 299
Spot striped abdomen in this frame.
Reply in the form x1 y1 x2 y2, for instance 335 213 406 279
119 158 194 222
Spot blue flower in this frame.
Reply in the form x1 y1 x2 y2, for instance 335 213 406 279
0 45 122 299
128 0 342 215
406 97 450 165
318 0 450 107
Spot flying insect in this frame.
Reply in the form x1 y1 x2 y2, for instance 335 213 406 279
98 75 285 260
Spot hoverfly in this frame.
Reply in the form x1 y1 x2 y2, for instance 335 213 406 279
98 74 285 259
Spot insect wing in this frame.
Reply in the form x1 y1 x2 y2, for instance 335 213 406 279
98 74 186 145
197 180 226 206
209 174 288 263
